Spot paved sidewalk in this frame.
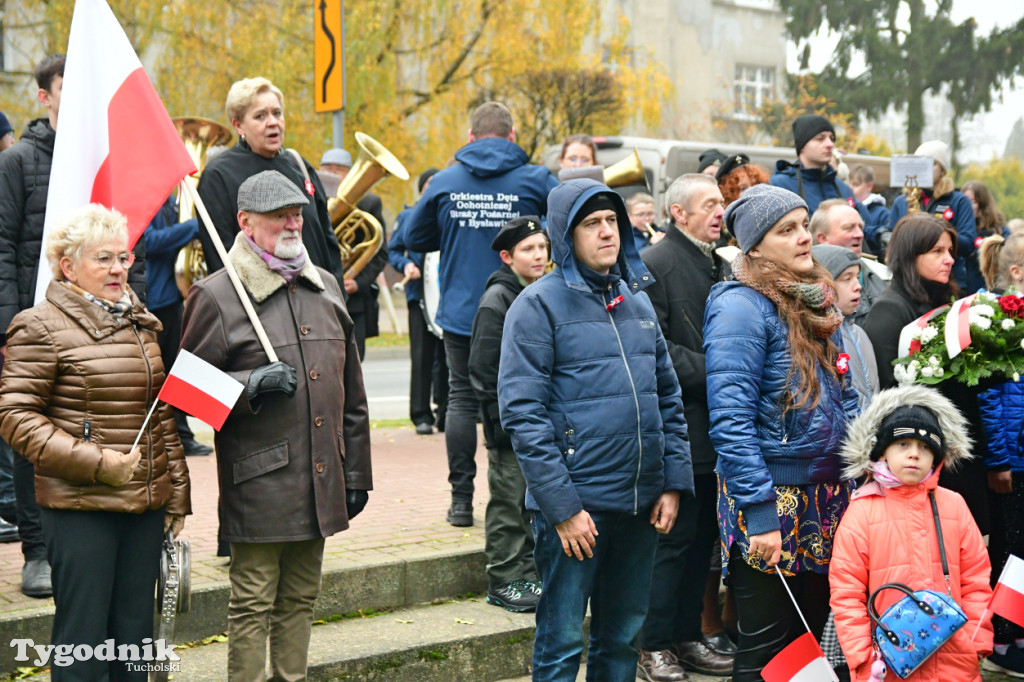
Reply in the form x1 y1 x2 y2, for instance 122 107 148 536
0 424 483 618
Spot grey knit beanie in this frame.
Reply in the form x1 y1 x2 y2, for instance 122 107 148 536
724 184 807 253
811 244 860 280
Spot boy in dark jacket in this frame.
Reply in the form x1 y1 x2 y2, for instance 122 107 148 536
499 179 694 680
469 216 549 612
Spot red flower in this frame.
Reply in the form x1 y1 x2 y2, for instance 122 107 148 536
836 353 850 374
942 208 954 221
998 295 1024 318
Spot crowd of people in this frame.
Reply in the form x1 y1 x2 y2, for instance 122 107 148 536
0 52 1022 682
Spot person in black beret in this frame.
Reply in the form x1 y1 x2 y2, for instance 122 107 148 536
468 215 549 613
697 148 728 176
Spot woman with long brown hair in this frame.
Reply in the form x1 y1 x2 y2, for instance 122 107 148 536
862 212 992 534
704 184 858 680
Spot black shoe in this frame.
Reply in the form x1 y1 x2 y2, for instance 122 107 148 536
415 422 434 435
21 559 52 599
0 518 18 543
703 631 737 656
446 499 473 526
487 580 540 612
672 640 733 677
181 437 213 456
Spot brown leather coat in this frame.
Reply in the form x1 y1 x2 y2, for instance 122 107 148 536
180 233 371 543
0 281 190 515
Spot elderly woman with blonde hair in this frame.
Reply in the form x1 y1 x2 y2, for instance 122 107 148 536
0 204 190 681
196 76 344 285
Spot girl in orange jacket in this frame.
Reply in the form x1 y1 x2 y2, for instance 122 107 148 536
829 384 993 681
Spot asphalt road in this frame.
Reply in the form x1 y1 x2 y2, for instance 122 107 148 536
362 347 413 422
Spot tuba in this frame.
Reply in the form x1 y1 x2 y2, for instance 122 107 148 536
329 132 410 280
172 117 233 297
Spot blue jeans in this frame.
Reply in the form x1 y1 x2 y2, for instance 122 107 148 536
531 509 659 682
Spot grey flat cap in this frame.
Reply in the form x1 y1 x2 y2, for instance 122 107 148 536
320 148 352 167
237 170 310 213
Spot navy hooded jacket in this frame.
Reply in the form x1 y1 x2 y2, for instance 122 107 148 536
404 138 558 336
498 179 693 526
770 161 888 245
889 190 978 291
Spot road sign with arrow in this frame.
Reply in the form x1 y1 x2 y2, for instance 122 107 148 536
314 0 343 112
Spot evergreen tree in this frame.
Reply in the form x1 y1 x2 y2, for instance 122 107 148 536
1004 117 1024 160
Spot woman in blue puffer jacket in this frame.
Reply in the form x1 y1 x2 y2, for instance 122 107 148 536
703 184 859 681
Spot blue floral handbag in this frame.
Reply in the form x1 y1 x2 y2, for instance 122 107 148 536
867 491 967 679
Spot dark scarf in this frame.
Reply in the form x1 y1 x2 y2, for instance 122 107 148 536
244 234 308 283
732 257 843 339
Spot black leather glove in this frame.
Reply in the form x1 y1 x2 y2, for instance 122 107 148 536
246 361 298 403
346 490 368 520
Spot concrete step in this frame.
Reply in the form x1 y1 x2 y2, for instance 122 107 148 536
157 597 533 681
0 547 487 675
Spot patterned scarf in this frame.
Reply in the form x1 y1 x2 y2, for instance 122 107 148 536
62 280 132 317
244 234 308 283
732 257 843 339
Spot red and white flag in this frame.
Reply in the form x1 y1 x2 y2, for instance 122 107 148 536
944 294 977 360
991 554 1024 628
35 0 196 302
158 350 244 431
761 632 839 682
897 304 950 357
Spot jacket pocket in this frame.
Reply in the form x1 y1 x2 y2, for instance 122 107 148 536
337 431 346 465
233 440 289 484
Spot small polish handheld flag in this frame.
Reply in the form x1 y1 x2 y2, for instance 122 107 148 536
158 351 244 431
35 0 196 303
991 554 1024 628
761 632 839 682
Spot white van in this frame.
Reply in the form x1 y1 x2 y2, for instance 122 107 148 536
542 136 892 221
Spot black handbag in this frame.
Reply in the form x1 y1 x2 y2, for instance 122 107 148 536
866 491 968 678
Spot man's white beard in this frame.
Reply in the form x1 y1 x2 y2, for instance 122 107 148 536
274 231 303 259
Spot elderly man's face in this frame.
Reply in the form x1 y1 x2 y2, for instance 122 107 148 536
240 206 304 258
61 234 132 303
818 204 864 256
572 208 620 275
321 162 350 180
674 185 725 244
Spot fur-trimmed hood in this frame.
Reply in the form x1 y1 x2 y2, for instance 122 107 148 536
840 384 972 479
226 231 324 303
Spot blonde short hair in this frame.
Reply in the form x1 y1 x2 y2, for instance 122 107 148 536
46 204 128 279
225 77 285 124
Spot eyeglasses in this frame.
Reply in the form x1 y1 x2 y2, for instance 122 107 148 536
91 252 136 269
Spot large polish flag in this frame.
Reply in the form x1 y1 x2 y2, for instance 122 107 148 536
157 351 244 431
991 554 1024 628
761 632 839 682
35 0 196 303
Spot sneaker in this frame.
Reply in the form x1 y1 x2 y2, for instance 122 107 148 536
984 646 1024 678
446 499 473 526
181 437 213 456
415 422 434 435
519 579 542 597
487 581 540 612
21 559 52 599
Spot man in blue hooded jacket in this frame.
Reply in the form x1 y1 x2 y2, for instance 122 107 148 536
405 102 558 527
498 179 694 681
770 114 888 246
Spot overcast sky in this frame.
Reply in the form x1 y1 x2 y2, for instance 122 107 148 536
786 0 1023 162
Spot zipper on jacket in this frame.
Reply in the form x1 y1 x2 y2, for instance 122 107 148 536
131 323 154 507
606 308 643 516
680 308 703 345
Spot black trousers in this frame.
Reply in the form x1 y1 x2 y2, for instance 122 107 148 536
727 548 831 681
14 452 44 561
151 302 195 442
637 472 720 649
41 507 165 681
408 304 447 426
443 332 478 500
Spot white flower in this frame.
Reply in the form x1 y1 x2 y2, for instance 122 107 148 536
1014 372 1021 383
978 291 999 304
934 367 944 377
921 366 934 377
928 355 941 367
1020 338 1024 350
1003 319 1016 330
910 360 921 370
920 325 939 343
908 326 922 340
970 313 992 330
972 304 996 318
894 364 913 385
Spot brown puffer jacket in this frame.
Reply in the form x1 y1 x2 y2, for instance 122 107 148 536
0 280 190 515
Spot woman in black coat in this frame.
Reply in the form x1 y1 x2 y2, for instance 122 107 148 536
862 212 992 533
